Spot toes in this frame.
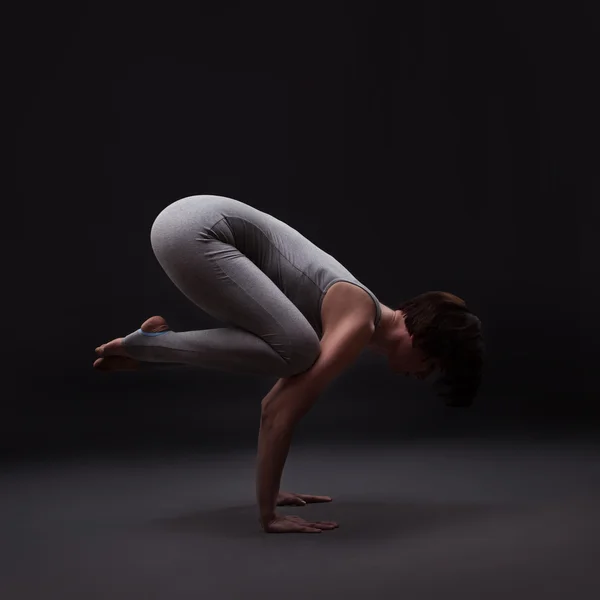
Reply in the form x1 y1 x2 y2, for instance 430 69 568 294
95 340 121 357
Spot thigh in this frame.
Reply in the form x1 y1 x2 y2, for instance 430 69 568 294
151 229 319 362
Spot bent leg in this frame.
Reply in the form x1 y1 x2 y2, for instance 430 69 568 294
121 222 320 378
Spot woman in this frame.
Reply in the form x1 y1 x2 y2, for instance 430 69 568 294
94 195 484 534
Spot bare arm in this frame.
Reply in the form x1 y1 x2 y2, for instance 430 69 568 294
256 315 374 528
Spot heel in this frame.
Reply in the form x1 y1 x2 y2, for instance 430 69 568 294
139 328 171 337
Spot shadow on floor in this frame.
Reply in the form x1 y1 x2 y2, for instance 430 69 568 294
148 499 539 540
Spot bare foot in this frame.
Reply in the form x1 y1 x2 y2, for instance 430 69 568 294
93 316 170 372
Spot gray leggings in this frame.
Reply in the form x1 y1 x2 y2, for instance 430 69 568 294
121 208 321 378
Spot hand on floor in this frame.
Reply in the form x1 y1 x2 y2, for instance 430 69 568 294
263 514 338 533
276 491 333 506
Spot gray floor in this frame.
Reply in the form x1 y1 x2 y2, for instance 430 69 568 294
2 437 600 599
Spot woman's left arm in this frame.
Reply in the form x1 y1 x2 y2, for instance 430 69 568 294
257 313 374 528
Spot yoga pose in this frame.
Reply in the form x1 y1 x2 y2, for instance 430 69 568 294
94 195 484 534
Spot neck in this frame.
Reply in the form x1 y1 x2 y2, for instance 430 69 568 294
369 305 403 354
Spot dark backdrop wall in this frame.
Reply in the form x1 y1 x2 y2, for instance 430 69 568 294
8 1 596 458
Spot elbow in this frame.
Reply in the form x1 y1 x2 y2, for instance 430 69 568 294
260 404 295 429
261 398 312 429
261 374 323 426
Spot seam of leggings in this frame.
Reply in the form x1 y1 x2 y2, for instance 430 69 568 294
224 215 325 295
207 238 298 362
205 215 236 246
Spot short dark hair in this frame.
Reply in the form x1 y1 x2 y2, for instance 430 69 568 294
398 291 485 407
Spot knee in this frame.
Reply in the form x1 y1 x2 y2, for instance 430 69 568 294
282 331 321 376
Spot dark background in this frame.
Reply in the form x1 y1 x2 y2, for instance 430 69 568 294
8 0 597 460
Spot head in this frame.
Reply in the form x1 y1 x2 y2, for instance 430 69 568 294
378 291 485 406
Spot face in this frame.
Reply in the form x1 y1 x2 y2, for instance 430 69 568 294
388 335 438 380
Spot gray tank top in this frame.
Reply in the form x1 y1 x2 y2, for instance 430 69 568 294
197 196 382 339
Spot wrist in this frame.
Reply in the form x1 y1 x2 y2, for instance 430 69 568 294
260 512 276 527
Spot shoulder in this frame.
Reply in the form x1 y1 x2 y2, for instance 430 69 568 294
321 281 376 336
